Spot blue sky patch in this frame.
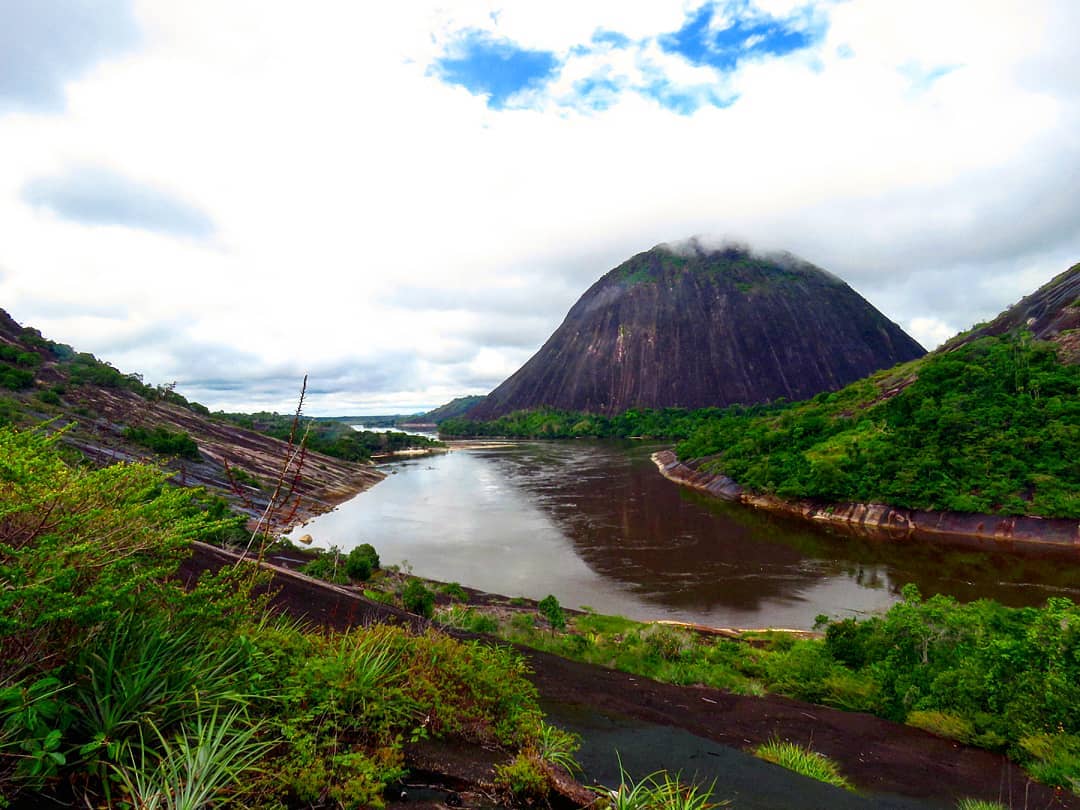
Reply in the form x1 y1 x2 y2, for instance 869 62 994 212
433 30 559 109
573 76 624 111
592 29 632 49
660 2 820 72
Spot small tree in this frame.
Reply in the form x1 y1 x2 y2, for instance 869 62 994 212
345 544 379 581
402 580 434 619
538 595 566 633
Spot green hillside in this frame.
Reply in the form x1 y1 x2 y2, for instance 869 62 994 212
678 330 1079 517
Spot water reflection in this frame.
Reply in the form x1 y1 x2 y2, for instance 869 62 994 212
292 441 1080 629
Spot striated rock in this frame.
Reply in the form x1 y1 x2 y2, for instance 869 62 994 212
948 261 1080 363
470 241 925 419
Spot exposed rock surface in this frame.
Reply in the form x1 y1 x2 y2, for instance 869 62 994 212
470 242 925 419
653 450 1080 550
0 307 382 524
950 261 1080 362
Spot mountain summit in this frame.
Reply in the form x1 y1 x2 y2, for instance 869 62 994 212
469 242 926 419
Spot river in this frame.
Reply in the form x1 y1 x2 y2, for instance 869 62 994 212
291 440 1080 629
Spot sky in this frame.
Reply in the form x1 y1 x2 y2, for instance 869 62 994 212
0 0 1078 415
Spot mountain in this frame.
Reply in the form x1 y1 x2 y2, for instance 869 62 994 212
469 241 925 420
0 308 381 522
421 395 487 424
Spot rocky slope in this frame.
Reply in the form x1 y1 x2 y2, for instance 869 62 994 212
0 307 381 524
949 261 1080 362
469 241 925 419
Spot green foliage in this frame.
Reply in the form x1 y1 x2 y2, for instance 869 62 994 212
754 738 854 791
0 366 34 390
111 707 269 810
601 764 726 810
0 427 220 672
439 404 765 441
439 581 469 602
436 606 499 634
538 594 567 632
300 547 348 585
675 333 1080 518
346 543 380 581
0 423 566 807
494 752 548 798
216 411 441 462
403 579 435 618
906 710 975 743
123 425 201 460
534 720 581 774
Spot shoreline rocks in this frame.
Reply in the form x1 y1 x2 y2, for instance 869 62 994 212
652 450 1080 551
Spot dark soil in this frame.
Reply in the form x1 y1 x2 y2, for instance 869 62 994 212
182 543 1080 809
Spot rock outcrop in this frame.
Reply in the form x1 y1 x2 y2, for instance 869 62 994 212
469 241 925 419
948 261 1080 363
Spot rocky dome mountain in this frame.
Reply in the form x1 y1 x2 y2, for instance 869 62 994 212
469 242 926 419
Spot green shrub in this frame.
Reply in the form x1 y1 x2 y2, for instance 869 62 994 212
538 594 566 632
346 543 380 581
402 580 434 619
0 367 34 390
122 425 201 460
494 752 548 799
439 582 469 602
301 549 348 585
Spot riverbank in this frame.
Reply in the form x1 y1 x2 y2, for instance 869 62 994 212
179 542 1079 809
653 450 1080 550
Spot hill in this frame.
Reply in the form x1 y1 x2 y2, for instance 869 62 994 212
0 307 382 523
422 394 487 423
468 241 925 420
674 262 1080 518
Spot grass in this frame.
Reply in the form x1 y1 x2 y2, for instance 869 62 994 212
601 761 728 810
753 738 855 791
955 800 1008 810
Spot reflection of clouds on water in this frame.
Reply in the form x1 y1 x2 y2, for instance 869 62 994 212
293 442 1080 630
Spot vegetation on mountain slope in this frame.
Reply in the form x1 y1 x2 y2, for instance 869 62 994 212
676 331 1080 518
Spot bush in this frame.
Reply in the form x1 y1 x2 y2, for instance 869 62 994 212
301 549 348 585
0 367 34 390
346 543 380 581
402 580 434 619
494 752 548 799
122 425 201 460
538 594 566 632
440 582 469 603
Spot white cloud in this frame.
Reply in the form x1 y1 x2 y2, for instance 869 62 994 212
0 1 1077 414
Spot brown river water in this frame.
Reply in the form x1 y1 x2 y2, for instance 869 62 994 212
291 440 1080 629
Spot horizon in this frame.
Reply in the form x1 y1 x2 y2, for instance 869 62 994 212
1 1 1077 413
